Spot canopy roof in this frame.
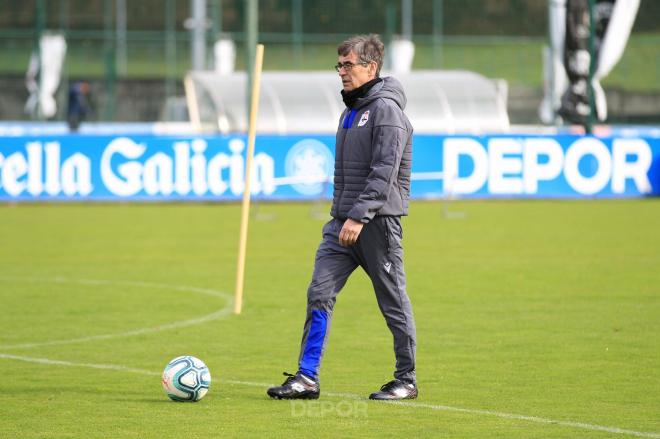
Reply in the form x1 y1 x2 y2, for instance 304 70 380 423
186 70 509 134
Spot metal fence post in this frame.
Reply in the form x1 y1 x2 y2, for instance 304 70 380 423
35 0 46 120
116 0 127 75
586 0 596 134
402 0 413 41
165 0 177 101
211 0 222 45
245 0 258 123
191 0 207 70
433 0 443 69
292 0 303 69
104 0 116 121
385 0 396 70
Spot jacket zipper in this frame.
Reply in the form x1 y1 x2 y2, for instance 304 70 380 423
337 109 354 217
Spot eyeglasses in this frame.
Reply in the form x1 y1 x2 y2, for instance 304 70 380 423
334 61 370 72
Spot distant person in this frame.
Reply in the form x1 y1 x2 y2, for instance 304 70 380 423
67 81 91 132
267 34 417 401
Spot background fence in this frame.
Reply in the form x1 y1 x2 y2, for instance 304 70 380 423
1 0 659 123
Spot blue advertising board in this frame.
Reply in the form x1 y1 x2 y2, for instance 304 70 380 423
1 134 659 201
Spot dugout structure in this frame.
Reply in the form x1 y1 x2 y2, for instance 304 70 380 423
184 70 510 134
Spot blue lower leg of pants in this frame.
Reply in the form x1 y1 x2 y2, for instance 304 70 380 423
298 309 328 380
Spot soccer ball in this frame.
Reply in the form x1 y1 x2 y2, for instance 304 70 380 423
161 356 211 402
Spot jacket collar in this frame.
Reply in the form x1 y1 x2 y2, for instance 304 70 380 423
341 77 383 109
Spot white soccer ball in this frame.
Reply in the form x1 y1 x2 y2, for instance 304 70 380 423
161 355 211 402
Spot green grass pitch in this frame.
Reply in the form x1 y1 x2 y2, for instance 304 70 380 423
0 200 658 438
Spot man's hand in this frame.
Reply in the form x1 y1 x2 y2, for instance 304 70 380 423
339 218 364 247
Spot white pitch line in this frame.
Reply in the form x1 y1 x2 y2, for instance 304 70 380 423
0 353 658 439
0 353 160 376
0 276 233 350
383 401 660 439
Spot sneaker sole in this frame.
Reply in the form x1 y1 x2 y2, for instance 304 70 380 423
369 390 418 400
267 391 320 400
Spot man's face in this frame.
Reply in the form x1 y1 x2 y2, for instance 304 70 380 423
337 50 376 92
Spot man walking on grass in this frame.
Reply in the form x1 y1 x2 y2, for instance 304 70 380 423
267 34 417 401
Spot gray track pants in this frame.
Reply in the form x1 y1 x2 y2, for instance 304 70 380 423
297 216 417 383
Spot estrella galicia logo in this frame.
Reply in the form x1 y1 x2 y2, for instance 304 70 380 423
284 139 334 196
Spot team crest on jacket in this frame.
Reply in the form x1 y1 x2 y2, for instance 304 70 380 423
357 110 370 127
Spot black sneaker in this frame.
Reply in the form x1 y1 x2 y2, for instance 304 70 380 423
369 379 418 400
267 372 320 400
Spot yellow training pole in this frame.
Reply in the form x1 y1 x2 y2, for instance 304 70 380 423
234 44 264 315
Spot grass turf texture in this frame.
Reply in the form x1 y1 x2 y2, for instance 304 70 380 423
0 200 658 438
